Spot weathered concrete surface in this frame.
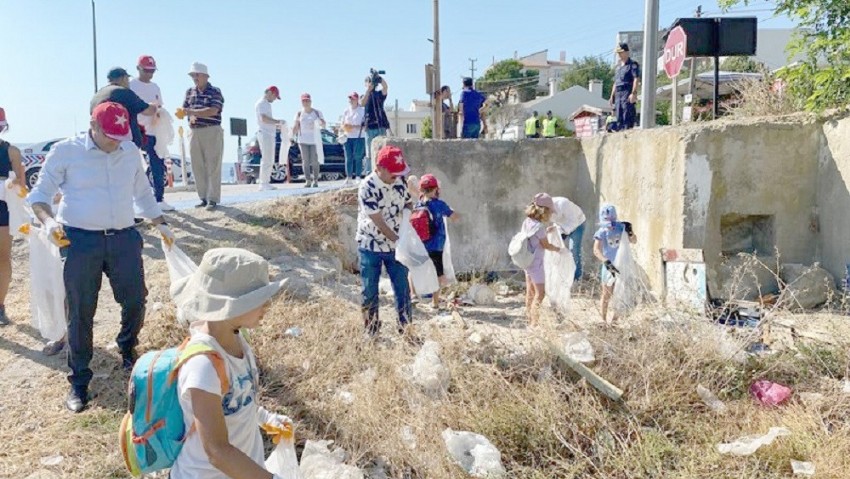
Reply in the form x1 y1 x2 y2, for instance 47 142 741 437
379 112 850 295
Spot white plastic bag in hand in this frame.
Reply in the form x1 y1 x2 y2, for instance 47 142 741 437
279 123 292 167
409 260 439 296
163 240 197 284
610 233 642 316
29 225 67 341
442 218 457 284
266 439 303 479
5 175 30 239
395 210 429 268
544 230 575 313
315 119 325 165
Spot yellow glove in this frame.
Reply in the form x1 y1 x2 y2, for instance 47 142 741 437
175 108 187 120
260 422 294 445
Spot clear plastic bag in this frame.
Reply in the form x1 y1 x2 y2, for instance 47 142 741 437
5 176 30 239
162 240 197 284
265 437 304 479
315 120 325 165
29 225 66 341
442 428 506 478
611 232 642 316
442 218 456 284
395 210 430 268
151 109 175 159
716 427 790 456
544 230 575 313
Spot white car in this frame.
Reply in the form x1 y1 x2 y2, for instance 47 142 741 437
17 138 64 189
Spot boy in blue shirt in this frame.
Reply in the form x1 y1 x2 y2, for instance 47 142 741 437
593 204 637 324
416 174 460 309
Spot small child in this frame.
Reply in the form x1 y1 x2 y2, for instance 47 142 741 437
417 174 459 309
522 193 561 323
592 204 637 324
170 248 291 479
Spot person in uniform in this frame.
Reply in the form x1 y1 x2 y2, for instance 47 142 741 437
608 43 641 131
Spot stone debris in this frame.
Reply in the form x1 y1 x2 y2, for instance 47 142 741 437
299 440 364 479
404 340 451 399
780 264 838 310
467 284 496 306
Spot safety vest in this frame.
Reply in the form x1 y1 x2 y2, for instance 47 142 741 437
525 117 538 135
543 118 556 137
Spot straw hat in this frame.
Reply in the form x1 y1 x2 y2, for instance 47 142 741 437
171 248 287 322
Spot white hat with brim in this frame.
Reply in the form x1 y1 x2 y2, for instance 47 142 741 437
170 248 287 322
188 62 209 76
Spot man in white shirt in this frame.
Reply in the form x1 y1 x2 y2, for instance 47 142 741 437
551 196 587 281
291 93 326 188
255 86 285 191
341 91 366 185
27 102 176 413
129 55 174 211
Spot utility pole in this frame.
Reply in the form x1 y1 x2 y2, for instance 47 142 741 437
639 0 659 128
91 0 98 93
433 0 443 139
468 58 477 83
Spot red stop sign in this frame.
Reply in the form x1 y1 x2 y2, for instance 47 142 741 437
664 26 688 79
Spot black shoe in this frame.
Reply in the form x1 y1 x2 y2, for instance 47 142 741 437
42 338 66 356
122 350 139 371
0 307 9 326
65 388 92 413
195 200 208 208
205 201 218 210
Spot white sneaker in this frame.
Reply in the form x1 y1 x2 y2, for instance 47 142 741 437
258 184 276 191
158 201 175 212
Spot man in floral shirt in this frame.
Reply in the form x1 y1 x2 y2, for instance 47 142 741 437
356 145 413 337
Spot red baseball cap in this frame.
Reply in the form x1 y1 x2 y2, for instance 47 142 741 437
0 107 7 127
92 102 132 142
137 55 157 70
300 93 311 101
419 174 439 190
266 86 281 99
348 91 359 99
376 145 410 176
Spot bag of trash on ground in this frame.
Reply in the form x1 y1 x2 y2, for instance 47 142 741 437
611 232 643 316
28 224 66 341
442 217 457 284
562 331 595 363
544 229 575 313
263 422 304 479
716 427 790 456
396 210 430 268
299 440 363 479
442 428 506 478
405 340 450 398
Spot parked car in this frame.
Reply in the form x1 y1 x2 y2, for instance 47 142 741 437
143 152 193 186
17 138 64 189
236 129 346 184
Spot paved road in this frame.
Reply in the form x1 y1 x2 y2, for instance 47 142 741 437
164 180 350 211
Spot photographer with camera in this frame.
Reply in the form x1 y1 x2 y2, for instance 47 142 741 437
360 69 390 175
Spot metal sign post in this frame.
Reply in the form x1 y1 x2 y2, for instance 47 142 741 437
178 126 188 186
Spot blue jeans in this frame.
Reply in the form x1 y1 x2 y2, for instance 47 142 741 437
364 128 387 174
566 222 585 280
359 248 411 335
343 137 365 178
64 227 147 392
461 122 481 139
144 135 166 202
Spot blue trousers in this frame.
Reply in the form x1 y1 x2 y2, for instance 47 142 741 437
359 248 411 335
566 222 585 280
144 135 166 202
614 91 636 130
461 122 481 139
364 128 387 175
343 137 365 179
64 227 147 391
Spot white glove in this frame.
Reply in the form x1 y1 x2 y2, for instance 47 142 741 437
158 224 175 250
42 217 67 247
258 406 292 429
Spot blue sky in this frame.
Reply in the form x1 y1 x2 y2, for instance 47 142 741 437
0 0 792 158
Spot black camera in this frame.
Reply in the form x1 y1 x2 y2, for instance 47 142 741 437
369 68 385 85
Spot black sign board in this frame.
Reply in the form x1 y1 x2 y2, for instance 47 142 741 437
230 118 247 137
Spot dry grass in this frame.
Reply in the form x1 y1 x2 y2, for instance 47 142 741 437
2 191 850 478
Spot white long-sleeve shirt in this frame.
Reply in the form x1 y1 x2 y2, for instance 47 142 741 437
551 196 586 235
27 132 162 230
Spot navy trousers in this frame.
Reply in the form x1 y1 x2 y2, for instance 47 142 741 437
144 135 166 202
64 226 147 391
614 90 636 130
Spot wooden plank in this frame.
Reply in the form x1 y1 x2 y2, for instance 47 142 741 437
548 341 624 402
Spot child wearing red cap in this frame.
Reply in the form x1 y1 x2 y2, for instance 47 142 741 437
413 174 460 309
522 193 561 324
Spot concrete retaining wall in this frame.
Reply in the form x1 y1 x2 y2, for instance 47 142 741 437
378 112 850 294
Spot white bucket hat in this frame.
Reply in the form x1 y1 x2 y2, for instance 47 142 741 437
171 248 287 322
188 62 209 76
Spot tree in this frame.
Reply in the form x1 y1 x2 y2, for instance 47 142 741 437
421 116 432 139
720 56 767 73
559 56 615 99
720 0 850 111
476 59 538 105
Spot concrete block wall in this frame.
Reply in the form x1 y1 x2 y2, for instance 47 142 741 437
817 116 850 282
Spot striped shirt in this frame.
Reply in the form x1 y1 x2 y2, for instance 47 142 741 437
182 83 224 128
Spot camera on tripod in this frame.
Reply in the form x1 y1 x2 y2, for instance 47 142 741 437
369 68 386 86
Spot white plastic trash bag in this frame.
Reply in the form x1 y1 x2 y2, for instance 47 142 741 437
716 427 791 456
544 230 575 313
410 260 439 296
280 123 292 167
442 429 507 478
610 233 642 316
396 210 430 268
151 109 175 159
5 176 30 239
442 217 456 284
406 340 450 398
29 225 66 341
314 120 325 165
299 440 363 479
163 240 197 284
266 437 303 479
562 331 595 363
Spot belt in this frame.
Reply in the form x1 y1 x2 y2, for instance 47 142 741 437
615 85 632 92
65 226 134 236
190 123 221 129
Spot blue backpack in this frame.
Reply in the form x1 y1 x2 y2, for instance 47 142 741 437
119 338 229 477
